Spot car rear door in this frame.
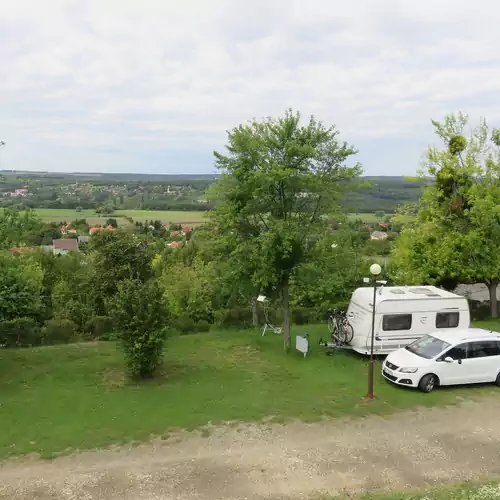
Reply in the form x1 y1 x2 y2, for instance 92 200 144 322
465 341 500 383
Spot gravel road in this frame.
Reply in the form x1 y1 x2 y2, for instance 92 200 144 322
1 395 500 499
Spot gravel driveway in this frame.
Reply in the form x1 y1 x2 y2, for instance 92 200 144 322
1 395 500 499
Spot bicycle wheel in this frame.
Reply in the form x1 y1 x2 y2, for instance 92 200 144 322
344 323 354 343
336 322 348 344
327 315 335 334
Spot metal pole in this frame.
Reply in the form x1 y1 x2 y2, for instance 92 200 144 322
366 279 377 399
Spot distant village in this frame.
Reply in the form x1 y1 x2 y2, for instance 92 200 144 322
9 222 194 256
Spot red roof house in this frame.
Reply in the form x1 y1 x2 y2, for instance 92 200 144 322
53 239 79 255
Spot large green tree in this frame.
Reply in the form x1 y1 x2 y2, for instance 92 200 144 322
212 110 361 349
391 113 500 316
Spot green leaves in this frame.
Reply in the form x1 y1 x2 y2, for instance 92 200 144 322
110 278 167 379
391 112 500 314
211 109 361 346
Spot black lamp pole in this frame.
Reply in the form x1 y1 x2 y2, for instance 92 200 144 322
366 278 377 399
366 263 381 399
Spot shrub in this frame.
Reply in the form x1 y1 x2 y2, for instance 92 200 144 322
214 307 254 329
172 316 211 334
469 299 491 321
291 307 318 325
110 279 167 379
0 317 41 347
42 319 78 345
84 316 115 340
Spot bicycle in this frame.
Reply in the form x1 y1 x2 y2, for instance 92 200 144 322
327 309 354 344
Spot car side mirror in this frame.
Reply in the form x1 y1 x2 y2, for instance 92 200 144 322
444 356 454 363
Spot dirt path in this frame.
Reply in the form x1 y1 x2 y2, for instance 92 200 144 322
1 396 500 500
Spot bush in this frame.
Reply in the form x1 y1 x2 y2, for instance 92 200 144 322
291 307 319 325
172 316 211 334
469 299 491 321
42 319 78 345
0 318 41 347
110 279 167 379
84 316 115 340
214 307 254 329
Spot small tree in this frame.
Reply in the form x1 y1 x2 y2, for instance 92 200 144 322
211 109 361 350
111 279 167 379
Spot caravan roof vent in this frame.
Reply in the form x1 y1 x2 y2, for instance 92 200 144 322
410 287 433 294
390 289 406 295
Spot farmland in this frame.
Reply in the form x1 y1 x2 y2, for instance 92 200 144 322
5 207 411 227
7 208 209 226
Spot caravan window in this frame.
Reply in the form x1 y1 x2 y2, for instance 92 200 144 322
382 314 412 331
436 312 460 328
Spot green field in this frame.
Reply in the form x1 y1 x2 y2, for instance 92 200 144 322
323 479 500 499
1 322 498 459
25 208 209 226
347 213 415 224
4 208 414 227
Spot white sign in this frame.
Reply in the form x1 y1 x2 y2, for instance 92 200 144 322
295 335 309 357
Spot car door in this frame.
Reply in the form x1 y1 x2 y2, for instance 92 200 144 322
435 343 469 385
466 341 500 383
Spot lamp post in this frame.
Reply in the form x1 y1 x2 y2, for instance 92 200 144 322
366 263 382 400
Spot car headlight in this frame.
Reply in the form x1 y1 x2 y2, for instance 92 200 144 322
399 367 418 373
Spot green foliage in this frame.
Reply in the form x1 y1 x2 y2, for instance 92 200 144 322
89 230 153 313
391 113 500 315
110 278 167 379
161 256 216 324
171 316 211 334
211 109 361 349
0 208 42 249
0 253 44 321
42 319 79 344
84 316 115 340
51 260 95 330
0 317 41 347
213 307 255 329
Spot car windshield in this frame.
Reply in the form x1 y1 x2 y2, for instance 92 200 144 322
405 335 451 359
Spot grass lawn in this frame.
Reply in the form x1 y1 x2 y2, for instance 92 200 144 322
322 479 500 499
23 208 209 226
0 323 498 460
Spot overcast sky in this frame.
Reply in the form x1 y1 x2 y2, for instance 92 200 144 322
1 0 499 175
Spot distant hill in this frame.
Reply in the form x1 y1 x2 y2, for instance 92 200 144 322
0 171 428 213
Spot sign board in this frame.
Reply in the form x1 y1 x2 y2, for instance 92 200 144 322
295 334 309 357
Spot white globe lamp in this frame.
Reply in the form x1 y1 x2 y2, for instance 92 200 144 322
370 263 382 276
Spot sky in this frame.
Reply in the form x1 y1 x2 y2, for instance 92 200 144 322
1 0 499 176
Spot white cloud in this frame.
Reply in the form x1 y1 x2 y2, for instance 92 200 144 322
0 0 499 174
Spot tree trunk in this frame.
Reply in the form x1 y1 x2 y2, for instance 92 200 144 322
282 275 291 351
251 297 258 327
488 281 499 318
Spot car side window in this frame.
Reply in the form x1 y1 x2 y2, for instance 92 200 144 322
468 341 500 358
444 343 468 360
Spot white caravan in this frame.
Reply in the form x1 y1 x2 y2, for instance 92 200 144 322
346 285 470 355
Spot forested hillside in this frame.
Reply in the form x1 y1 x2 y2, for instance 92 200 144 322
0 172 426 214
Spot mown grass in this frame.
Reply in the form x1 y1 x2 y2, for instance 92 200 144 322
322 478 500 499
0 323 498 459
21 208 209 225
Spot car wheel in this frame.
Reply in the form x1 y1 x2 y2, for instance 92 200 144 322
419 374 438 393
495 372 500 387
